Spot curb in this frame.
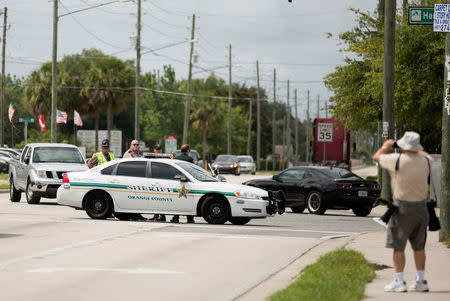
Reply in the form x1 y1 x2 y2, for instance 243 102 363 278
234 233 363 301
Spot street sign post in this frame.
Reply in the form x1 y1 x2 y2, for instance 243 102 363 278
409 7 434 25
19 118 34 145
317 122 333 163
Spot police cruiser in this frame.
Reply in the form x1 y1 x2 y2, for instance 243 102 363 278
57 158 285 225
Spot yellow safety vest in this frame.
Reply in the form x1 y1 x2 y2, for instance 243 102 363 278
93 152 115 165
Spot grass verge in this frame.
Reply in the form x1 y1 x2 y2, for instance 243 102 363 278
446 236 450 248
0 173 9 181
0 183 10 189
267 249 375 301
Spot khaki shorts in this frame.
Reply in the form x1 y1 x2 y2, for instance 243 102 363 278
386 200 429 251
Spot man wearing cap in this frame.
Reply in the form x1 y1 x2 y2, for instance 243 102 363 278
87 139 115 169
123 140 141 158
149 143 167 222
373 131 432 293
171 144 195 224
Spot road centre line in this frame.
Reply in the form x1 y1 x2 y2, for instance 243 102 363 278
29 267 183 274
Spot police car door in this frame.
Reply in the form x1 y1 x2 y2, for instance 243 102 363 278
148 161 195 214
109 160 149 210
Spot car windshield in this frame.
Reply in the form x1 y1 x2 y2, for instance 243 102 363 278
237 157 253 163
33 147 85 164
318 168 362 179
176 162 219 182
215 155 237 162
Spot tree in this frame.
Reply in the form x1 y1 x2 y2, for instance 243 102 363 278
324 1 444 151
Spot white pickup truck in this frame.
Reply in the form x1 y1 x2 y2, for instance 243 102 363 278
9 143 88 204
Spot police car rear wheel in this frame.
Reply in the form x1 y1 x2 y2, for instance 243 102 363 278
201 196 230 224
85 191 113 219
229 217 251 225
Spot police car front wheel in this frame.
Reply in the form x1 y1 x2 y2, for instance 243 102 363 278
201 196 230 224
85 191 113 219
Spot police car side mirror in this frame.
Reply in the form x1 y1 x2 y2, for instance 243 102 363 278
174 175 187 181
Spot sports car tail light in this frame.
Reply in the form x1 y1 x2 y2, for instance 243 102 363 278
337 183 352 189
370 184 380 189
62 173 69 184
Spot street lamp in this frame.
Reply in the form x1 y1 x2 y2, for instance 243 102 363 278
50 0 130 143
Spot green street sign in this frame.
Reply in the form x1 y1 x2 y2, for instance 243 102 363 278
409 7 434 25
19 118 34 123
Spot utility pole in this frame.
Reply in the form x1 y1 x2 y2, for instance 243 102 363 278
272 69 276 170
247 99 252 155
227 44 232 154
1 7 6 147
134 0 141 140
182 14 195 144
256 60 261 170
325 100 328 118
294 88 298 159
157 69 160 90
440 0 450 242
381 0 396 201
51 0 58 143
305 90 310 162
286 80 291 166
282 115 286 168
317 95 320 119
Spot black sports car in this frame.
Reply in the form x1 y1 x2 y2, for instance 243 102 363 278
243 166 380 216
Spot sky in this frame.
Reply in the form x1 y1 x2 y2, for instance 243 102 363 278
1 0 379 121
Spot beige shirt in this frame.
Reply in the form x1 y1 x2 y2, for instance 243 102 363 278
123 149 140 158
379 152 432 202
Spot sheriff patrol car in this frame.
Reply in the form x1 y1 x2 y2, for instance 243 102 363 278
57 158 285 225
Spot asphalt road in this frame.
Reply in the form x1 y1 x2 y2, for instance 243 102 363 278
0 172 385 301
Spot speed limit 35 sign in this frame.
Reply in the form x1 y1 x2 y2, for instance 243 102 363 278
317 122 333 142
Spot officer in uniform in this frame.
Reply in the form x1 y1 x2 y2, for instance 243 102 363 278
87 139 115 168
172 144 195 224
148 143 167 222
123 140 140 158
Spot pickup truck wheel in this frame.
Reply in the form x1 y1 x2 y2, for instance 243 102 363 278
229 217 252 225
85 191 113 219
10 178 21 203
201 196 230 224
26 181 41 204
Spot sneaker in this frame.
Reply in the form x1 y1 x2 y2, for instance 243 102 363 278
409 280 429 292
384 280 407 292
187 217 195 224
148 214 159 221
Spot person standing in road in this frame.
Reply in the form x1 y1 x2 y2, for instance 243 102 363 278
373 131 432 293
87 139 115 168
171 144 195 224
123 140 140 158
148 143 167 222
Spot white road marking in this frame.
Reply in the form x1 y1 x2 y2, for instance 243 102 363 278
0 228 155 270
372 217 388 228
30 267 183 274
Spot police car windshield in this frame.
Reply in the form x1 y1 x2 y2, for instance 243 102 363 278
176 162 218 182
33 147 85 164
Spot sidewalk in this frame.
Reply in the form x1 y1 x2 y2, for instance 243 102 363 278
237 206 450 301
347 229 450 300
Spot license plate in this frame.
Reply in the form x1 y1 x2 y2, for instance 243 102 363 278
358 191 368 197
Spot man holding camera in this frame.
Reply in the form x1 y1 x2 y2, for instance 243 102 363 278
373 131 432 293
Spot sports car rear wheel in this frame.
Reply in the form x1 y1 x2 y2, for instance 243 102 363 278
352 208 372 217
85 191 113 219
201 196 230 224
306 191 326 215
229 217 252 225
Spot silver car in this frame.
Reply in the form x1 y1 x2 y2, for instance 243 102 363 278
237 155 256 175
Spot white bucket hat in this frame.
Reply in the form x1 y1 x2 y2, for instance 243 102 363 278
396 131 423 152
